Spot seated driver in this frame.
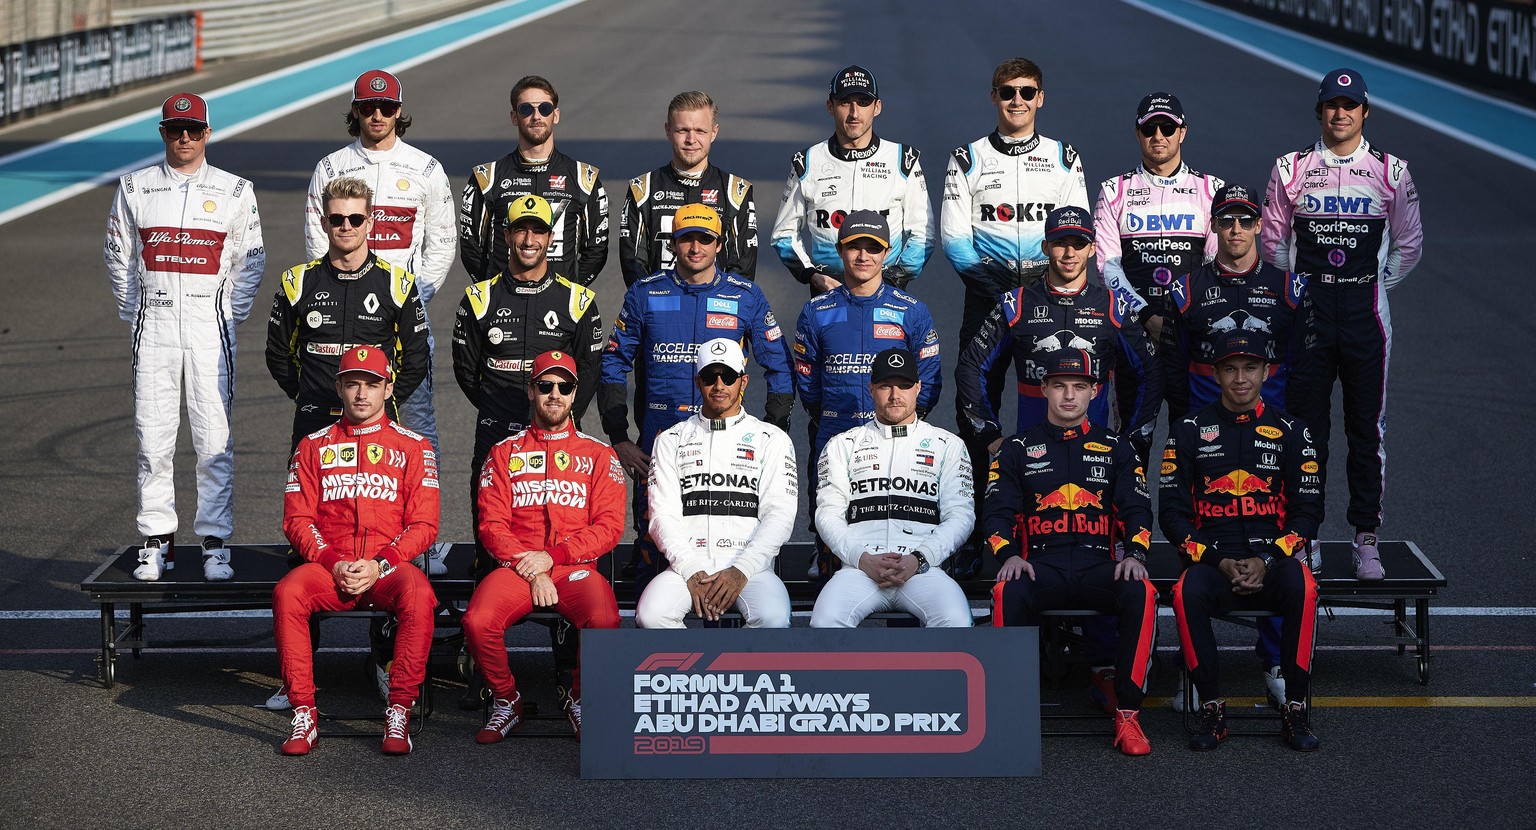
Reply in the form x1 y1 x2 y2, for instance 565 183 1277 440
636 338 796 629
810 347 974 628
274 345 440 756
463 350 625 745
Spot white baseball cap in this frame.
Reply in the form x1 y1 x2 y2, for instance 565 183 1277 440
694 338 747 374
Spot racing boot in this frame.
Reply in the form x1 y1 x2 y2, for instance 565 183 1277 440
264 684 292 711
1304 539 1323 573
565 697 583 742
202 536 233 581
1353 532 1384 580
477 693 524 744
133 535 173 581
1280 700 1321 751
1112 709 1151 756
1089 667 1119 714
413 546 448 576
281 705 318 756
1262 665 1287 711
1188 700 1228 751
381 703 413 755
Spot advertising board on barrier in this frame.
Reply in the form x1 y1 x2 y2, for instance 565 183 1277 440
0 14 198 126
581 627 1041 779
1212 0 1536 99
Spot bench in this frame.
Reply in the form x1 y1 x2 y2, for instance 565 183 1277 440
80 540 1445 689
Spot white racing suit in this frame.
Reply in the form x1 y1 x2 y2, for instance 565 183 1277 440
306 138 456 452
637 411 797 628
811 419 975 627
105 161 265 539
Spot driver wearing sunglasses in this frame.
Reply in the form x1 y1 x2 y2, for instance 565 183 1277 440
1093 92 1226 346
305 69 456 467
636 338 796 629
465 349 625 744
267 175 429 450
460 74 609 286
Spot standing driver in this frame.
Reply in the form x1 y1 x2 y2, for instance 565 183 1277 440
810 348 974 628
636 339 797 629
463 350 625 744
275 345 440 756
983 350 1158 756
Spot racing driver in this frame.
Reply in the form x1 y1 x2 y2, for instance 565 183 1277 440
463 350 624 744
810 348 973 628
105 92 265 582
1162 331 1323 752
983 349 1158 756
275 345 439 756
1261 67 1422 579
636 339 796 629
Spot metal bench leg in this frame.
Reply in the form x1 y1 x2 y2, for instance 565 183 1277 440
1416 598 1430 685
100 603 116 688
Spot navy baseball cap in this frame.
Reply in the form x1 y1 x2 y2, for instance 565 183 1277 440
1319 68 1367 105
869 348 918 384
1212 331 1272 365
1136 92 1185 126
1044 205 1094 243
1210 184 1261 217
1042 349 1096 381
830 65 878 100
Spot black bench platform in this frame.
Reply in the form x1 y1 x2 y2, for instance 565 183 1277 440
80 540 1445 687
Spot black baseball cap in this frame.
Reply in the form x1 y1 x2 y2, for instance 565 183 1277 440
1044 205 1094 243
830 65 878 100
1212 330 1272 365
1136 92 1185 126
869 348 918 384
838 209 890 248
1041 349 1096 381
1210 184 1261 218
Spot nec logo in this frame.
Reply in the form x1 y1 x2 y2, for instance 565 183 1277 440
635 652 703 671
979 202 1052 222
1126 213 1194 232
1302 195 1373 214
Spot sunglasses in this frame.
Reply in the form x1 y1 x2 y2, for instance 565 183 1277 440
533 380 576 395
162 125 207 140
994 85 1040 102
1138 121 1180 138
327 213 369 228
1213 214 1259 230
355 102 399 117
516 101 556 118
698 367 741 386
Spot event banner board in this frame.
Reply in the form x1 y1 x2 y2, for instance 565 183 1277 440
1211 0 1536 99
0 14 198 126
582 627 1041 779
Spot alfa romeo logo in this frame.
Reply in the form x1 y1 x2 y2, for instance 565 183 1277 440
371 77 388 92
174 97 191 112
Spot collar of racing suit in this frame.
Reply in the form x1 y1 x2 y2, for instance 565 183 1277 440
502 269 555 294
872 419 918 438
337 415 391 437
1216 398 1266 424
701 410 750 431
1045 418 1093 443
527 421 573 441
987 131 1041 156
1136 161 1191 187
667 266 724 291
1316 136 1371 166
826 134 882 162
1214 256 1262 283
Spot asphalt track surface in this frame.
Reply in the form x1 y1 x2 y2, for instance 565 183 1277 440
2 0 1534 826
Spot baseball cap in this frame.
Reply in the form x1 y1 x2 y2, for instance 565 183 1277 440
337 345 391 379
1044 205 1094 243
353 69 403 103
1135 92 1185 126
1041 349 1096 381
837 209 890 249
671 204 723 240
830 65 879 100
695 338 747 374
1210 184 1262 218
530 349 578 381
1318 68 1367 105
1211 331 1272 365
160 93 209 127
869 348 919 384
506 194 554 230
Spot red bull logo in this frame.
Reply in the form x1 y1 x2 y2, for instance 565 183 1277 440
1034 483 1104 511
1202 469 1272 496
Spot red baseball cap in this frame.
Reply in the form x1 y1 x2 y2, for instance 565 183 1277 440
531 349 578 381
160 93 209 127
336 345 392 379
353 70 403 103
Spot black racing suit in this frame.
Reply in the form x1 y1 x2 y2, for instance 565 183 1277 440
266 255 429 449
618 163 756 285
982 419 1157 710
1160 398 1323 704
459 150 609 284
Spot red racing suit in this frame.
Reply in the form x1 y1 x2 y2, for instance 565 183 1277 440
464 422 626 700
276 415 440 709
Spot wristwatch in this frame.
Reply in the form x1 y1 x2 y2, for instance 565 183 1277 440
1125 548 1149 564
912 553 931 575
373 556 395 578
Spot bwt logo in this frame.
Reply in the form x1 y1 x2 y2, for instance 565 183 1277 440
1126 213 1194 232
1302 195 1373 214
635 652 703 671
